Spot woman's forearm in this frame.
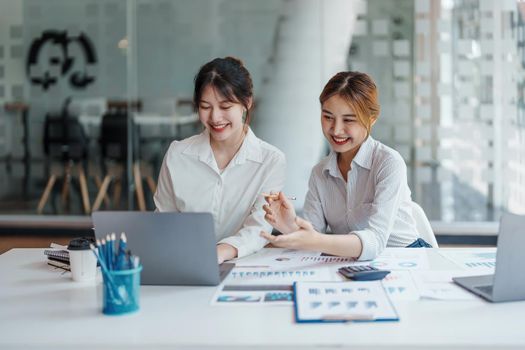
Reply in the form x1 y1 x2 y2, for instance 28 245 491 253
316 233 363 259
217 243 238 262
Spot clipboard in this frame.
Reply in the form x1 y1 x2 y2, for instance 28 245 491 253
293 281 399 323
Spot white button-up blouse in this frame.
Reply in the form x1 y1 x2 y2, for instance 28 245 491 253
303 136 419 261
154 128 286 258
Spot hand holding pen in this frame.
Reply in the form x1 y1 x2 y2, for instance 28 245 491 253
261 191 300 234
261 192 296 201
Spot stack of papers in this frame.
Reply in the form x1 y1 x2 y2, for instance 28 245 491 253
211 248 488 306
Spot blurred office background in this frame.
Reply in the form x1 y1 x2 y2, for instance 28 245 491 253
0 0 524 247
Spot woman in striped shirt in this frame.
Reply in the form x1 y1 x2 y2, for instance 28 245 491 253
261 71 430 261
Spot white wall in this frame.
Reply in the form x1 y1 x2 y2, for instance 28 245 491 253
255 0 356 207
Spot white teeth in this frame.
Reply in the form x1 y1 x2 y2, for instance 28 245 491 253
211 124 228 129
333 136 349 142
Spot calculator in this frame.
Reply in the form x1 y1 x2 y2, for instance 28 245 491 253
338 265 391 281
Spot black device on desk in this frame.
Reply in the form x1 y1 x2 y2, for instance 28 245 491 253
338 265 390 281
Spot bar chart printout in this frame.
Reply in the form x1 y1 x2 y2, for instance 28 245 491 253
438 250 496 271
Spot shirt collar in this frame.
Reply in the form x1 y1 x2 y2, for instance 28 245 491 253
352 135 375 170
181 129 213 164
234 127 263 164
323 135 375 178
323 151 341 179
181 127 263 166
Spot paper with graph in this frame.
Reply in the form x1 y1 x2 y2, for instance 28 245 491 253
368 248 430 270
293 281 399 323
438 249 496 272
381 270 421 301
233 248 360 269
211 267 335 306
411 270 478 300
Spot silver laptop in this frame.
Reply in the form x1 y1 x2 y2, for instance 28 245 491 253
453 213 525 302
92 211 234 286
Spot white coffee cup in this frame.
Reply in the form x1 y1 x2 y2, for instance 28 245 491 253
68 238 97 282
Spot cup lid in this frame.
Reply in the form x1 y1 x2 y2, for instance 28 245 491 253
67 237 95 251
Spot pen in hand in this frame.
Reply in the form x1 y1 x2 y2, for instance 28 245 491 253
261 192 296 201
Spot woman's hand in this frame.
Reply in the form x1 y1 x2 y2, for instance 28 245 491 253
260 216 321 250
216 243 238 264
262 191 299 234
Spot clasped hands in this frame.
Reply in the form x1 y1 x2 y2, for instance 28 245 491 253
260 192 321 250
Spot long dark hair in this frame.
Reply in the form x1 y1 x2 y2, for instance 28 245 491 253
193 56 254 125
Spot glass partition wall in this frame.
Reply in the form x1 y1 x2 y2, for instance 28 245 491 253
349 0 525 221
0 0 524 227
1 0 139 215
0 0 337 215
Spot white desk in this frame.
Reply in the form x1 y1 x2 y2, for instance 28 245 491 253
1 248 524 349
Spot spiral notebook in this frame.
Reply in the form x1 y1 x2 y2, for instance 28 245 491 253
293 281 399 323
44 249 70 264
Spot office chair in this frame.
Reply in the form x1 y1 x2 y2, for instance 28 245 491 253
410 201 438 247
37 101 91 214
92 109 153 211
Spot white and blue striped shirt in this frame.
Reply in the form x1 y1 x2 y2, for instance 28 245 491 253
303 136 419 261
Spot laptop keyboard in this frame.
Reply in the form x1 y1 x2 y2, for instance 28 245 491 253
475 285 493 295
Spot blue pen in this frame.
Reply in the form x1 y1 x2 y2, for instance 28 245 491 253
95 239 103 269
106 235 112 270
96 239 102 262
116 232 128 270
126 250 133 269
110 233 117 270
105 234 113 270
100 238 107 268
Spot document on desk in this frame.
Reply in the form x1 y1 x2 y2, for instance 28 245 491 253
369 248 430 270
293 281 399 323
411 270 478 301
211 267 336 306
438 249 496 272
233 248 360 269
214 248 428 306
381 271 421 301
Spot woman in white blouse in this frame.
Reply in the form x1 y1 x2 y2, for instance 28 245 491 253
261 71 428 261
154 57 286 263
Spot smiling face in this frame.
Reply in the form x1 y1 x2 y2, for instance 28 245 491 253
321 94 372 158
198 84 247 143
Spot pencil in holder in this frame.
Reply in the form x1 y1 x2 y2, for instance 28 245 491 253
102 265 142 315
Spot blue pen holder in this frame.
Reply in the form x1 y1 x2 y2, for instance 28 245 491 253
102 265 142 315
